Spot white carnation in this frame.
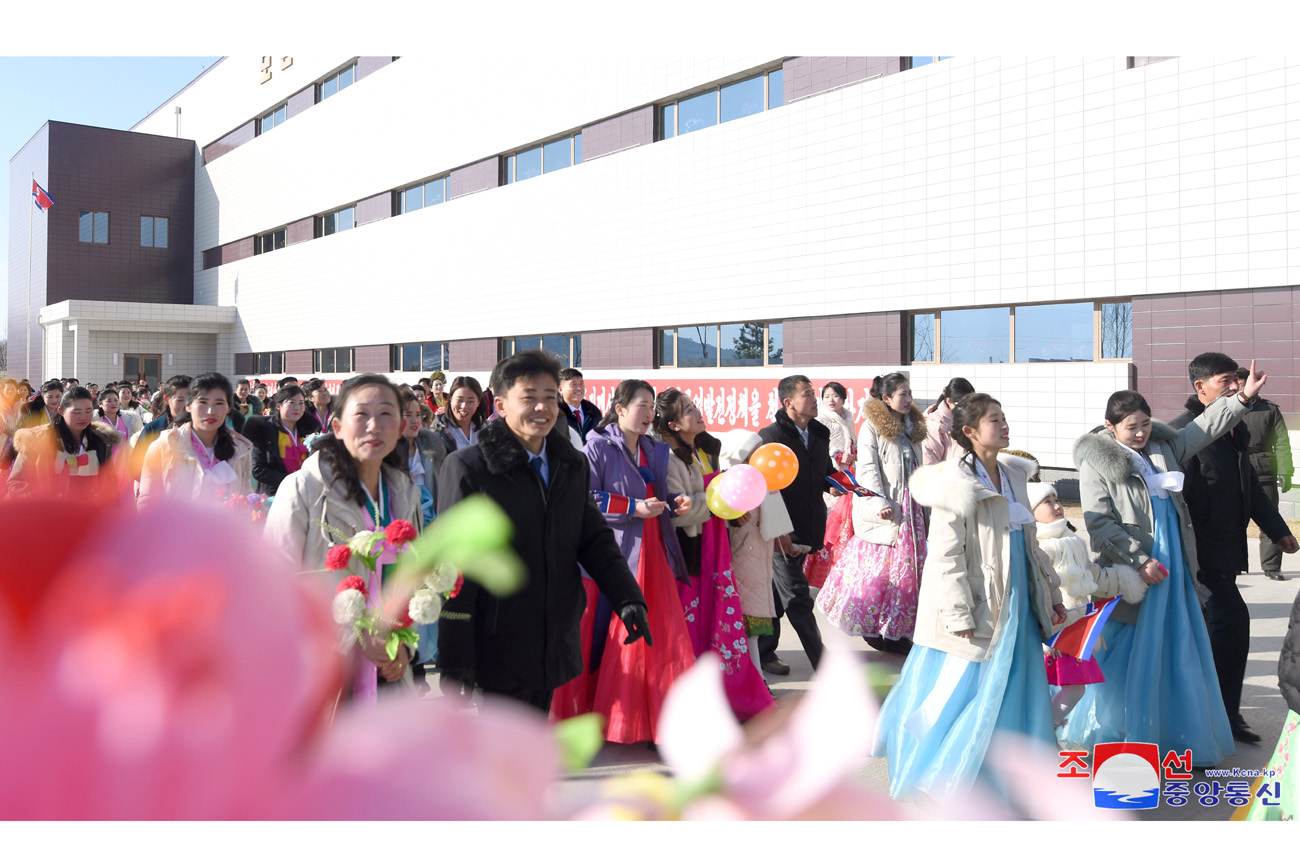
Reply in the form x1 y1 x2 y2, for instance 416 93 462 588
331 588 367 625
409 589 443 624
425 564 459 595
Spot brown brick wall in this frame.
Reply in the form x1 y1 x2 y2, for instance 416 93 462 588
448 339 500 372
1132 286 1300 418
582 107 655 161
355 191 392 226
784 312 904 367
783 57 902 103
234 353 255 376
286 216 314 246
286 85 315 120
203 120 256 164
449 157 501 199
45 122 195 306
354 344 391 373
285 349 313 373
203 236 255 269
581 328 655 369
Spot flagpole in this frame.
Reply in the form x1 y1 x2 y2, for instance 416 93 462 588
27 171 34 379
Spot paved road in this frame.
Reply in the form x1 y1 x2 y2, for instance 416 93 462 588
432 533 1296 820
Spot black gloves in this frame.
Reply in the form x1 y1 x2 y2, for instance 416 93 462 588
618 603 653 646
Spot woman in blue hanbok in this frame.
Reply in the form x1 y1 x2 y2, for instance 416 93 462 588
1064 377 1265 767
873 393 1066 803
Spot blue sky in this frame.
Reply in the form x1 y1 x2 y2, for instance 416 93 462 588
1 56 220 340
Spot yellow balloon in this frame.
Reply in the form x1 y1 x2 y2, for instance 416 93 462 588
706 474 745 519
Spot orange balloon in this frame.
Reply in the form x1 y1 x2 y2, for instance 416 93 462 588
748 443 799 491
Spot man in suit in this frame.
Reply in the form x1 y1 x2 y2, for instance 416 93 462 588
437 350 650 713
756 374 837 675
560 368 601 444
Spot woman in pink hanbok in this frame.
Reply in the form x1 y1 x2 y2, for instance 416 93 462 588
817 373 927 655
654 389 773 721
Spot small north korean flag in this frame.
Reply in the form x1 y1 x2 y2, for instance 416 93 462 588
32 180 55 212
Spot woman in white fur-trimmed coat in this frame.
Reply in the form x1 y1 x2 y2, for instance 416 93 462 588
871 392 1066 804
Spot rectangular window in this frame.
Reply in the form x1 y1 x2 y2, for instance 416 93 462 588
314 347 353 374
572 333 582 367
941 308 1010 364
258 104 287 134
255 352 284 375
515 146 542 182
319 63 356 102
542 137 571 173
501 334 579 366
677 90 718 135
255 228 286 255
720 322 767 367
911 313 935 363
79 210 109 244
720 75 765 124
660 104 676 139
541 334 571 367
319 206 356 236
403 184 424 213
574 133 583 165
421 341 447 372
1015 302 1095 362
767 68 784 109
140 216 169 248
1100 302 1133 359
424 177 445 207
767 322 783 365
678 325 718 368
659 328 675 366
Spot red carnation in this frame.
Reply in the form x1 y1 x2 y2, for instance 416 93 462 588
325 545 353 571
336 575 367 596
450 574 465 598
227 496 251 511
384 595 414 629
384 520 418 546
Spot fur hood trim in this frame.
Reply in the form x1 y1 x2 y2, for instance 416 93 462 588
1071 422 1176 485
862 399 927 445
13 420 124 452
478 417 583 476
909 452 1038 516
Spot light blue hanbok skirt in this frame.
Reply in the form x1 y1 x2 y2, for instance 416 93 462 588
1059 494 1234 766
873 528 1055 802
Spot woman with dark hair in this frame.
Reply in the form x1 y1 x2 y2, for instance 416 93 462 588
265 374 422 699
244 385 322 496
653 388 773 721
307 382 333 431
95 387 144 444
550 379 696 743
430 376 485 454
1063 375 1268 763
923 377 975 465
805 381 860 589
137 373 253 508
7 386 124 499
818 372 928 654
872 392 1065 802
396 390 447 525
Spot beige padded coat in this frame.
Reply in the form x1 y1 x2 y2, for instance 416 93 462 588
852 399 927 545
909 453 1063 663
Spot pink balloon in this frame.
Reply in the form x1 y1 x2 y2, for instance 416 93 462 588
719 464 767 513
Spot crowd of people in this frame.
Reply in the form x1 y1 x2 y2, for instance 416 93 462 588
1 348 1297 811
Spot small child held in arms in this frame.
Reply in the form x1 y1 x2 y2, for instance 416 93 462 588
1026 482 1146 728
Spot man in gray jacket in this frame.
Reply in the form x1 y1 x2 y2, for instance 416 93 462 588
1235 366 1295 581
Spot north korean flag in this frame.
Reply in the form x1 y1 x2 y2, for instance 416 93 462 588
592 491 634 515
1046 596 1120 661
32 180 55 212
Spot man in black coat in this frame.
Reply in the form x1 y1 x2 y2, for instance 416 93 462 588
756 374 837 675
559 367 600 444
1234 366 1295 581
1171 352 1299 744
437 350 650 713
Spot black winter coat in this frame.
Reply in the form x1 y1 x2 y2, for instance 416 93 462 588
1171 394 1290 574
758 410 832 551
1239 397 1294 485
436 418 646 693
1280 589 1300 716
243 413 322 495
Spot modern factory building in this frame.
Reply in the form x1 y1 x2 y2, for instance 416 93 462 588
9 55 1300 472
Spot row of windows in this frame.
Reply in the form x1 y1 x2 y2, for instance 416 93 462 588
505 133 583 184
659 322 784 368
78 210 169 248
502 334 583 369
254 351 284 375
909 301 1133 364
314 347 354 374
255 61 361 138
661 68 784 140
392 341 450 373
221 58 958 266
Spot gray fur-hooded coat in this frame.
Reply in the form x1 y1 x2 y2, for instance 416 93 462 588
1071 392 1250 625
